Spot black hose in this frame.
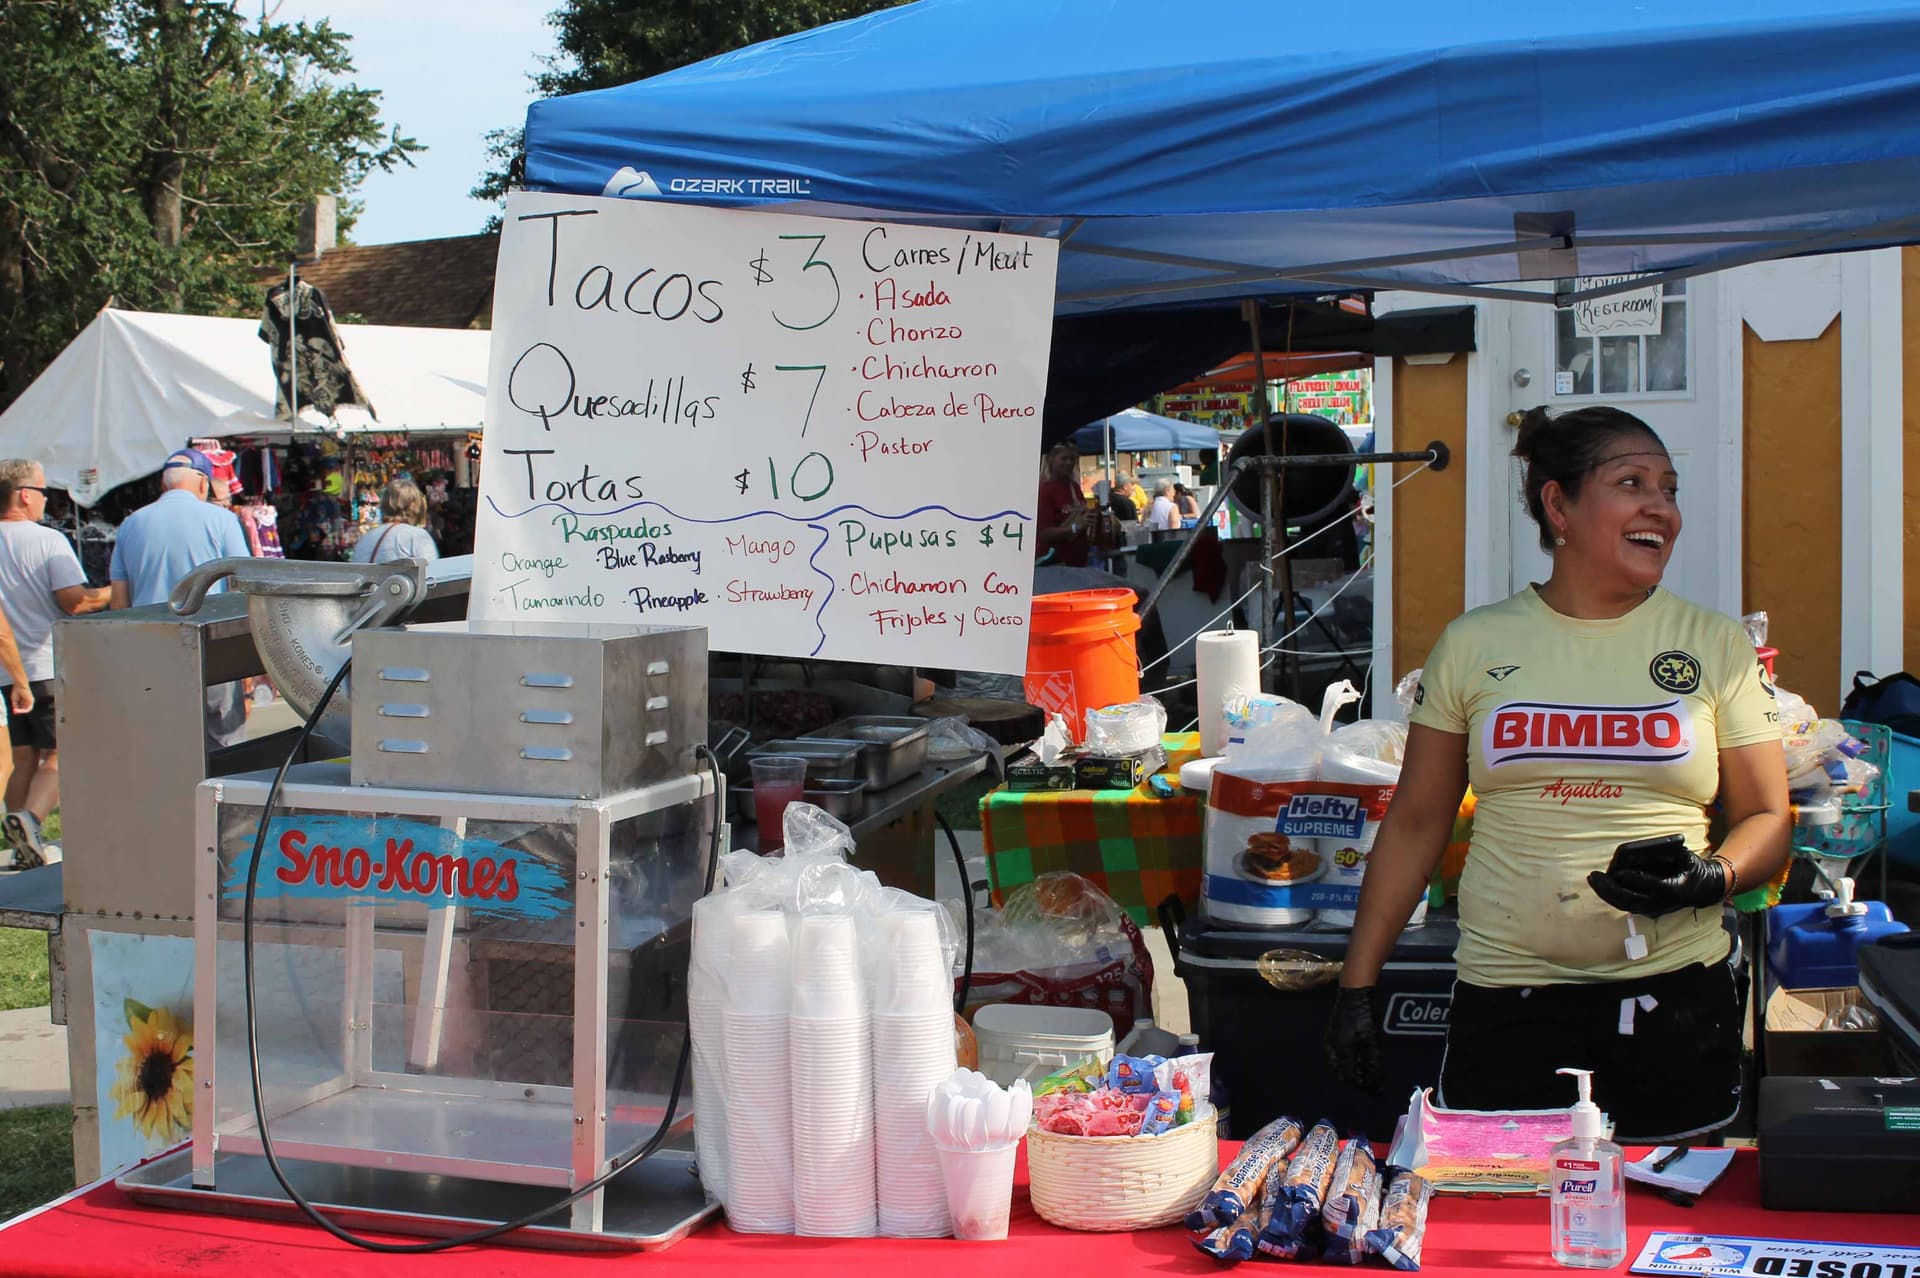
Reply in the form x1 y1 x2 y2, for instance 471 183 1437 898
238 662 724 1252
935 812 975 1014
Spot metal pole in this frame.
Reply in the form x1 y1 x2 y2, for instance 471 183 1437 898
1243 301 1277 692
1135 443 1449 629
287 262 298 427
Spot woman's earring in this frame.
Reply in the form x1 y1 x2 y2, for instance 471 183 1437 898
1554 536 1566 547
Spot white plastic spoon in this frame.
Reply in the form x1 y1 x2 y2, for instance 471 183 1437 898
985 1086 1012 1144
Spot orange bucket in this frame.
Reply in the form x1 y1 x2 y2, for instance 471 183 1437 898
1023 589 1142 741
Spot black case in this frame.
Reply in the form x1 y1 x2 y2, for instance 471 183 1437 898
1164 900 1459 1141
1757 1075 1920 1213
1857 932 1920 1074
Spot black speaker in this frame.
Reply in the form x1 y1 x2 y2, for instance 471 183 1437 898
1224 413 1357 532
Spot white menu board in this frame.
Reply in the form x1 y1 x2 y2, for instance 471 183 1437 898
470 193 1059 673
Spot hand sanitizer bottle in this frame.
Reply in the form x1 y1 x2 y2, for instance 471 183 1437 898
1549 1067 1625 1268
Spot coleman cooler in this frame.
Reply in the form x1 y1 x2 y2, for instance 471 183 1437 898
1161 899 1459 1141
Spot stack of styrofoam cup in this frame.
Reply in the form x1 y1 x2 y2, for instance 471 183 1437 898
790 913 877 1237
722 909 794 1233
688 894 731 1207
871 909 957 1237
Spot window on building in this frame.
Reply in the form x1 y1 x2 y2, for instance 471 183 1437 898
1553 279 1688 396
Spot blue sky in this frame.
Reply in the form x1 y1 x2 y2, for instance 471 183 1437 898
279 1 557 245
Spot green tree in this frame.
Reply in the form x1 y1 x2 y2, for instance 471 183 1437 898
474 0 903 216
0 1 418 406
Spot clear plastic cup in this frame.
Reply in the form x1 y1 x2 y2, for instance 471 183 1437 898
935 1140 1020 1240
750 757 809 849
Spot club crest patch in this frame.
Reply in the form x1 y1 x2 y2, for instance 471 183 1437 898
1649 650 1702 695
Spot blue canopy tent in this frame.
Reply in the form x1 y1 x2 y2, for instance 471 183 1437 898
523 0 1920 318
1071 409 1224 456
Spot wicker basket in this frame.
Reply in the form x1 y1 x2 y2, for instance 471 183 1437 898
1026 1110 1219 1231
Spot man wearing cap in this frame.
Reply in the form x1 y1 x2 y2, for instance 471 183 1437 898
110 449 253 751
0 459 110 866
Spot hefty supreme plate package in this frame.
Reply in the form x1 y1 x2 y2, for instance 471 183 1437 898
1201 684 1404 930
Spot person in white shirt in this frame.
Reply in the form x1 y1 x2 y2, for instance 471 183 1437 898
0 459 110 865
1145 480 1181 532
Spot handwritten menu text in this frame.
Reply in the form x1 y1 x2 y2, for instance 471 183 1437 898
472 193 1059 672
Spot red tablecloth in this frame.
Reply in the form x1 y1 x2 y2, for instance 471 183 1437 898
3 1145 1916 1278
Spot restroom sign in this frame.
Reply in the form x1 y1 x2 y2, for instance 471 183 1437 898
1572 274 1663 338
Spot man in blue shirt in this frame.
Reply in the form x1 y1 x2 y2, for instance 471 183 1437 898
110 449 252 747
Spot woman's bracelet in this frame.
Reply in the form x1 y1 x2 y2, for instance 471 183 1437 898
1711 853 1739 903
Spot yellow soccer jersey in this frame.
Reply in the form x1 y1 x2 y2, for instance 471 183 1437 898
1409 586 1778 986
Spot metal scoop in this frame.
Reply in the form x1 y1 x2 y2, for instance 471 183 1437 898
170 557 427 740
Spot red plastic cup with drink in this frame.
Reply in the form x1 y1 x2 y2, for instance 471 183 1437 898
749 756 809 851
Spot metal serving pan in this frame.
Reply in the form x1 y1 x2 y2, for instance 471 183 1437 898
736 776 867 823
741 738 867 783
803 716 931 790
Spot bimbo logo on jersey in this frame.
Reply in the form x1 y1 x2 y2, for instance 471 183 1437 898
1483 699 1693 768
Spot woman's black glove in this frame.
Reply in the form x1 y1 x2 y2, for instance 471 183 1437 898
1325 986 1382 1093
1587 840 1728 917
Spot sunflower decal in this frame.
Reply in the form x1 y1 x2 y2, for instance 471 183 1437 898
110 999 193 1144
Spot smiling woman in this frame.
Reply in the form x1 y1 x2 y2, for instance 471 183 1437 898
1325 404 1791 1144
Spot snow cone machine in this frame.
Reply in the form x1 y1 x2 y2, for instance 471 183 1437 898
145 558 721 1247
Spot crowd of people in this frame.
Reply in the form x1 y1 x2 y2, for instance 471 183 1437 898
0 451 440 868
1034 442 1207 567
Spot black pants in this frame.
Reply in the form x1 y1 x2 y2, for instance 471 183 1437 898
1438 960 1741 1142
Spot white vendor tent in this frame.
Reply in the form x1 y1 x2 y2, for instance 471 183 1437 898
0 308 490 506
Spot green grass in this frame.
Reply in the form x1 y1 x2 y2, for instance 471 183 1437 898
0 928 49 1012
0 1105 73 1222
39 810 59 845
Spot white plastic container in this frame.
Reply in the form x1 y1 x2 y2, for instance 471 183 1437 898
1549 1068 1626 1269
971 1004 1114 1086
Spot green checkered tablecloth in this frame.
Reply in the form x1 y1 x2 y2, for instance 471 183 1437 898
981 733 1205 925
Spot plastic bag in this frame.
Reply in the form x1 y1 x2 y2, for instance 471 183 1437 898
1312 718 1411 931
1220 692 1321 771
998 871 1133 970
925 714 998 761
963 873 1155 1037
1321 719 1409 786
1393 668 1424 720
1742 610 1770 648
1085 696 1167 756
1824 1002 1879 1032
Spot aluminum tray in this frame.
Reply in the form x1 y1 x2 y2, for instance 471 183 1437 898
736 776 867 822
804 716 931 790
741 738 866 783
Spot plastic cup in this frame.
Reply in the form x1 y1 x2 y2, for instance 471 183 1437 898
750 757 808 849
935 1140 1020 1240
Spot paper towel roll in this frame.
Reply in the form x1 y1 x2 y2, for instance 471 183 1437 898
1196 630 1261 756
